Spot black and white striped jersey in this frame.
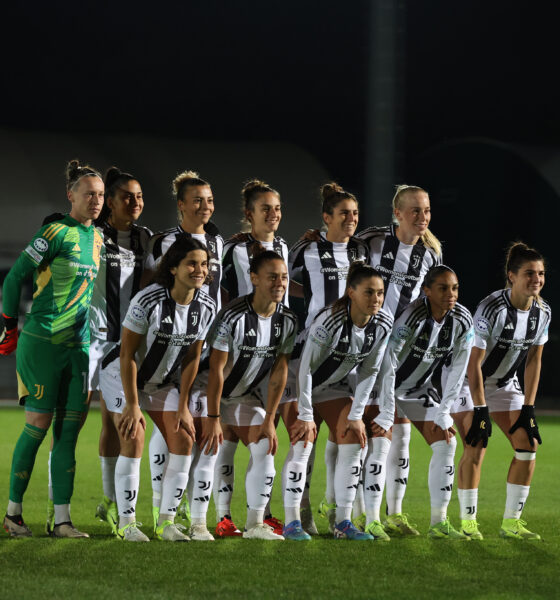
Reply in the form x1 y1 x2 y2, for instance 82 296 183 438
145 225 224 310
288 233 370 328
114 283 216 393
378 296 474 428
90 222 152 342
357 224 441 318
472 289 551 388
297 304 393 422
221 234 289 305
210 295 298 399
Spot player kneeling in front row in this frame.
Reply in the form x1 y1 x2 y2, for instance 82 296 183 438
372 265 474 540
202 250 298 540
291 262 393 540
100 238 216 541
453 242 549 541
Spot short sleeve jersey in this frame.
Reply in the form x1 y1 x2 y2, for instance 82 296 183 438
210 295 298 398
121 283 216 393
357 224 441 318
90 222 152 342
222 234 290 305
288 233 370 328
145 225 223 311
472 289 551 388
3 215 103 346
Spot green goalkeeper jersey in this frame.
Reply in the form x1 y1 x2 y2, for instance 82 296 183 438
2 215 103 346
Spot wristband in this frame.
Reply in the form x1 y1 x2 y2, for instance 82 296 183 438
207 414 220 418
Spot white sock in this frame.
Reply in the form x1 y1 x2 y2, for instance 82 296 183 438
7 500 22 515
48 451 53 501
504 483 530 520
324 439 338 504
364 437 391 524
428 438 457 526
115 456 141 527
246 438 275 516
301 443 316 509
282 441 313 524
159 453 191 524
190 444 217 521
334 444 362 523
352 445 368 518
100 456 118 502
213 439 238 519
458 488 478 520
149 425 168 508
54 503 71 524
385 423 411 515
186 444 200 508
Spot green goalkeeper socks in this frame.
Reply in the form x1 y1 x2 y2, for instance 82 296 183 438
9 423 48 503
51 410 82 504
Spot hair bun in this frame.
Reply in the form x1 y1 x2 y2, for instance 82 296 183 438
320 182 344 201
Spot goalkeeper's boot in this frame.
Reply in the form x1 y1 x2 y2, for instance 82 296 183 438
383 513 420 537
428 519 470 540
3 514 32 538
51 522 89 538
364 520 391 541
318 497 337 533
500 518 541 541
117 522 150 542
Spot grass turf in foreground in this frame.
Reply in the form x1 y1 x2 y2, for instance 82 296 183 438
0 408 559 599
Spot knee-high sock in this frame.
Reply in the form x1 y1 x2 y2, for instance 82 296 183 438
51 409 82 505
429 438 457 525
245 439 275 529
186 444 200 508
159 453 191 524
364 437 391 524
504 482 531 520
100 456 118 502
324 439 338 504
458 488 478 520
282 441 313 523
301 443 316 508
149 425 168 508
190 445 218 523
8 423 47 507
352 444 368 518
334 444 362 523
385 423 411 514
213 439 238 519
115 456 141 526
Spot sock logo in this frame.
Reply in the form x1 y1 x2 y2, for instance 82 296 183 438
152 474 162 482
124 490 137 501
445 465 455 476
265 476 274 486
466 506 475 515
351 466 360 476
369 464 382 476
289 471 303 482
366 484 381 492
194 495 210 502
285 487 303 494
440 484 453 492
518 501 525 511
153 454 166 466
123 507 135 515
175 488 185 500
260 493 271 498
394 477 408 485
218 484 233 493
398 458 409 469
198 480 211 491
221 465 234 477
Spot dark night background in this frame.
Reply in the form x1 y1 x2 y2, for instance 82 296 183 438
0 0 558 397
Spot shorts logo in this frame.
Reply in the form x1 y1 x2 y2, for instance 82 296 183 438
34 384 45 400
476 317 490 333
33 238 49 253
459 396 467 406
115 397 123 409
195 400 202 414
131 305 146 320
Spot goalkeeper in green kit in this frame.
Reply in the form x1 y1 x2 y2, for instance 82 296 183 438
1 160 104 538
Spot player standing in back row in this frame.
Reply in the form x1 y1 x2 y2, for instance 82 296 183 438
357 184 442 536
2 160 104 538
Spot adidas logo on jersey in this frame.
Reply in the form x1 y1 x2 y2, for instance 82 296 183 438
504 323 514 330
340 336 349 343
321 251 332 259
162 316 173 324
72 244 81 252
383 251 395 260
247 328 257 336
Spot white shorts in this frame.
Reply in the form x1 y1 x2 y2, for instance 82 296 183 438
100 362 180 413
88 338 116 392
453 378 525 413
394 384 443 422
221 393 266 427
312 380 352 406
190 370 209 418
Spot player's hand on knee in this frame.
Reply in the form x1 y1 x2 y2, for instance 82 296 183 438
465 405 492 448
260 419 278 455
343 418 367 448
175 407 196 441
509 404 542 447
200 418 223 455
119 404 146 440
0 314 18 356
289 419 316 447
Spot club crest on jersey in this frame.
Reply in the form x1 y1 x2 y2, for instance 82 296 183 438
441 327 450 341
274 323 281 337
367 333 375 345
207 240 216 254
348 248 357 261
34 238 49 253
191 312 199 326
529 316 537 330
411 254 421 269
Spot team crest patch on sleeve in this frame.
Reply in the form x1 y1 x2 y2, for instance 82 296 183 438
215 322 231 340
24 245 43 264
475 317 490 334
33 238 49 253
312 325 330 343
131 305 146 320
395 325 412 340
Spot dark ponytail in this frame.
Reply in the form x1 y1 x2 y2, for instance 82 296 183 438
320 182 357 216
96 166 138 225
505 242 545 288
65 159 101 192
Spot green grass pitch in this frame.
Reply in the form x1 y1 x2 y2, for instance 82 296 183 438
0 407 559 599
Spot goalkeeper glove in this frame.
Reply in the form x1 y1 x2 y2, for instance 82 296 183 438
509 404 542 447
465 405 492 448
0 314 18 355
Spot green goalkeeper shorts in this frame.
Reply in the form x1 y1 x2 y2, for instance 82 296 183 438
16 333 89 413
